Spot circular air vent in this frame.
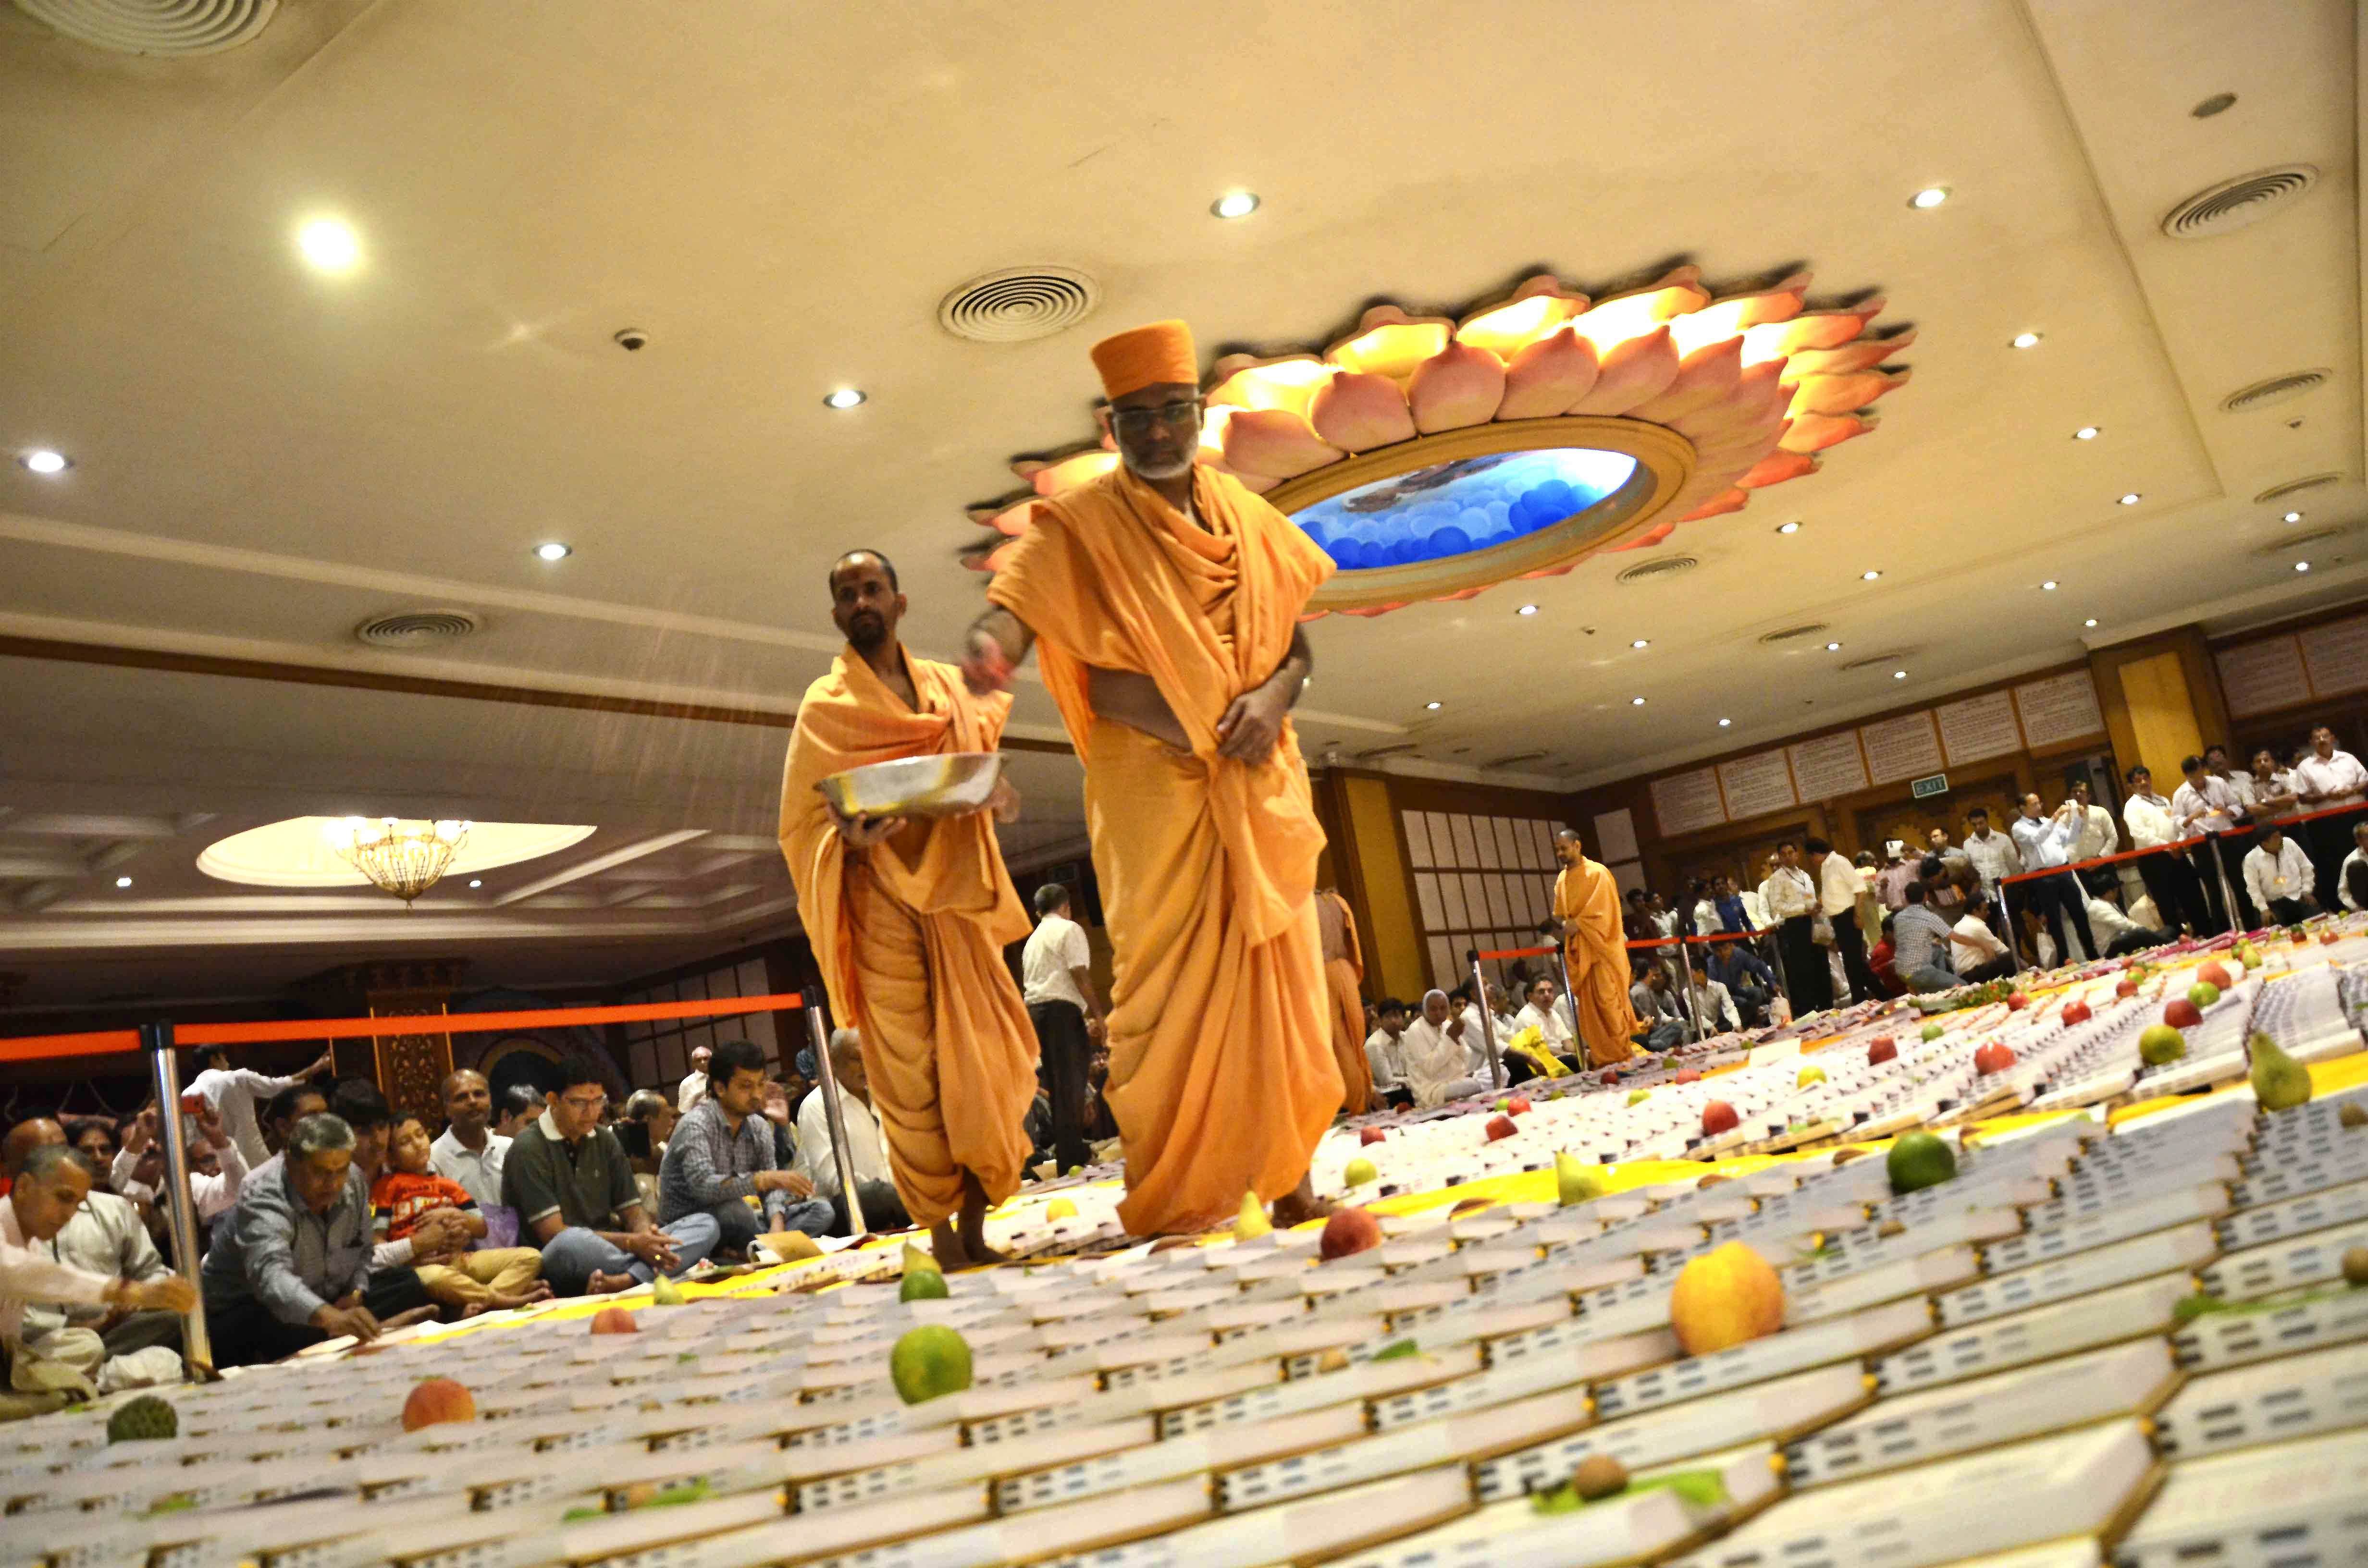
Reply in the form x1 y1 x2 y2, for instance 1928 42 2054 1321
1758 622 1831 645
938 266 1100 343
2254 473 2346 504
12 0 276 55
355 610 481 649
1615 554 1699 585
1840 649 1918 673
2160 165 2318 239
2253 528 2345 558
2221 369 2330 414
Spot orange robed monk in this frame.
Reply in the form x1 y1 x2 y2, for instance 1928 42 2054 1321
1316 888 1373 1115
962 319 1344 1235
779 551 1039 1269
1549 829 1641 1066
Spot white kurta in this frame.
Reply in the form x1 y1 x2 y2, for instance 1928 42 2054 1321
1400 1017 1478 1109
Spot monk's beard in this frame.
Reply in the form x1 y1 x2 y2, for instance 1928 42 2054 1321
847 613 889 652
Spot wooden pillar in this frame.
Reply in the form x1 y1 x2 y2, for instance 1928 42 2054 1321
2091 628 2228 782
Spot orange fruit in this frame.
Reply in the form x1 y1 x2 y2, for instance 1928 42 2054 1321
1669 1240 1785 1356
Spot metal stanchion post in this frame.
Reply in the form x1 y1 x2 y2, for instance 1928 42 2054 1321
1467 949 1505 1089
1675 937 1697 1041
2209 835 2243 934
140 1022 212 1376
802 990 866 1237
1993 874 2020 971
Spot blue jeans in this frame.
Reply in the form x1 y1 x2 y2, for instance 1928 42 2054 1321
693 1194 835 1256
538 1213 720 1296
1638 1019 1687 1052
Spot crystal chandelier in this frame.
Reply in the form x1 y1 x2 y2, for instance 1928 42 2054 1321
323 817 471 907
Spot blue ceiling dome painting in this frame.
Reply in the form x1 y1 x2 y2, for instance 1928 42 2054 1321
1291 447 1641 571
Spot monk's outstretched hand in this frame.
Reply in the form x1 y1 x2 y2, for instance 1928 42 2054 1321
828 802 907 850
986 777 1023 824
1214 683 1290 762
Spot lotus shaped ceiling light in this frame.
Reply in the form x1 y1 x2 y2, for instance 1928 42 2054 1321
963 265 1909 614
321 816 471 907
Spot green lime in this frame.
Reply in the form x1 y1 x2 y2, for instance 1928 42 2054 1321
1885 1131 1957 1195
899 1268 950 1303
889 1324 973 1405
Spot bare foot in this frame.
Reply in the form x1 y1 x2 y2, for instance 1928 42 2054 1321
928 1220 973 1273
520 1282 554 1303
586 1269 637 1295
1270 1176 1333 1229
460 1302 492 1319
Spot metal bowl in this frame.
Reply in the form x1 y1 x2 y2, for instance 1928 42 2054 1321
815 752 1003 820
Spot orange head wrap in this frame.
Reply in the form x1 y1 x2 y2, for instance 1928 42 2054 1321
1091 320 1198 400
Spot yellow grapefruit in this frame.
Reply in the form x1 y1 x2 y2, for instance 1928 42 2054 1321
1668 1240 1785 1356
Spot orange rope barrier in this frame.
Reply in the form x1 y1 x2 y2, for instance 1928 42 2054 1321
0 992 807 1065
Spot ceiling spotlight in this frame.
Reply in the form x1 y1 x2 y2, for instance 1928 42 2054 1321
295 217 361 274
1893 670 1908 680
114 876 132 889
533 541 572 561
1630 638 1650 649
469 879 483 889
2074 427 2099 441
1717 718 1733 727
2084 618 2098 628
2010 331 2043 350
2294 561 2311 573
1861 570 1882 581
19 449 69 475
1825 641 1842 651
2041 580 2058 591
1517 604 1539 616
2284 511 2304 523
823 388 867 410
1210 190 1260 220
2119 493 2141 506
1425 700 1442 710
1908 185 1951 210
1776 521 1801 535
1630 697 1646 706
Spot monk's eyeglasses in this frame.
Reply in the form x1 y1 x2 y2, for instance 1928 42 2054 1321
1109 397 1203 436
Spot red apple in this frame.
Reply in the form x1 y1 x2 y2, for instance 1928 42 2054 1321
1868 1038 1899 1065
2061 1001 2091 1026
2322 932 2342 946
1600 1070 1619 1086
1505 1097 1532 1115
2163 998 2202 1029
1974 1042 2016 1075
2195 961 2232 990
590 1306 639 1335
2005 992 2030 1012
401 1377 476 1431
1485 1115 1518 1141
1676 1068 1703 1084
1358 1127 1387 1146
2115 979 2138 998
1320 1206 1382 1261
1701 1101 1739 1136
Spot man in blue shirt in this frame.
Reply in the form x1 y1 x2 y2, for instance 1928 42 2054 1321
2008 793 2094 966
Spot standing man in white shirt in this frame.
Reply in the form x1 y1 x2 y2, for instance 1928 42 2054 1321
1959 808 2024 956
2288 724 2368 895
1020 882 1104 1175
1763 840 1827 1013
1806 837 1877 1002
676 1044 713 1116
2009 793 2094 965
2067 780 2120 893
427 1069 509 1213
2173 755 2255 931
185 1045 334 1168
2242 825 2320 925
795 1029 907 1236
2122 763 2212 936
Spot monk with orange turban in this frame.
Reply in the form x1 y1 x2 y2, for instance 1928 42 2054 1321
962 319 1343 1235
1549 829 1641 1066
1316 888 1373 1115
779 550 1038 1269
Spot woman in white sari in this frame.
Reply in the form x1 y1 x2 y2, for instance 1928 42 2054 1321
1402 991 1487 1108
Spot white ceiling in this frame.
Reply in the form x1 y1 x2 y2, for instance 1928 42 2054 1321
0 0 2362 1005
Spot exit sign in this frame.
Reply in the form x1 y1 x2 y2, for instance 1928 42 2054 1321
1910 772 1950 799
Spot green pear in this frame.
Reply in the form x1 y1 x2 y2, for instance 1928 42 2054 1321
2248 1030 2312 1112
650 1274 685 1307
1626 1089 1650 1106
900 1241 941 1279
1555 1151 1604 1207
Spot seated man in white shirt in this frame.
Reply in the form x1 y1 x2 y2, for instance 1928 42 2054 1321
1364 999 1415 1110
1400 992 1489 1108
2081 883 2174 959
1948 894 2019 983
794 1029 909 1236
2243 824 2320 926
676 1044 713 1116
2339 820 2368 913
110 1098 247 1230
1680 968 1741 1037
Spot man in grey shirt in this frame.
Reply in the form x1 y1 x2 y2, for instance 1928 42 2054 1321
1627 963 1692 1051
658 1040 833 1254
201 1113 430 1366
1888 880 1963 993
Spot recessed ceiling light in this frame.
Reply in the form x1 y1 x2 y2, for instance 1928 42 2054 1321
823 388 867 410
1425 700 1442 710
1776 521 1801 535
2284 511 2304 523
1825 641 1842 651
533 541 572 561
1517 604 1538 616
2073 427 2099 441
1717 718 1732 727
2119 493 2141 505
2011 331 2043 349
1893 670 1908 679
1210 191 1260 220
114 876 132 889
20 449 69 475
295 217 361 274
1861 570 1882 581
2294 560 2311 573
1908 186 1951 210
2041 580 2058 591
1630 638 1650 649
2084 618 2098 628
469 879 483 889
1630 697 1646 706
